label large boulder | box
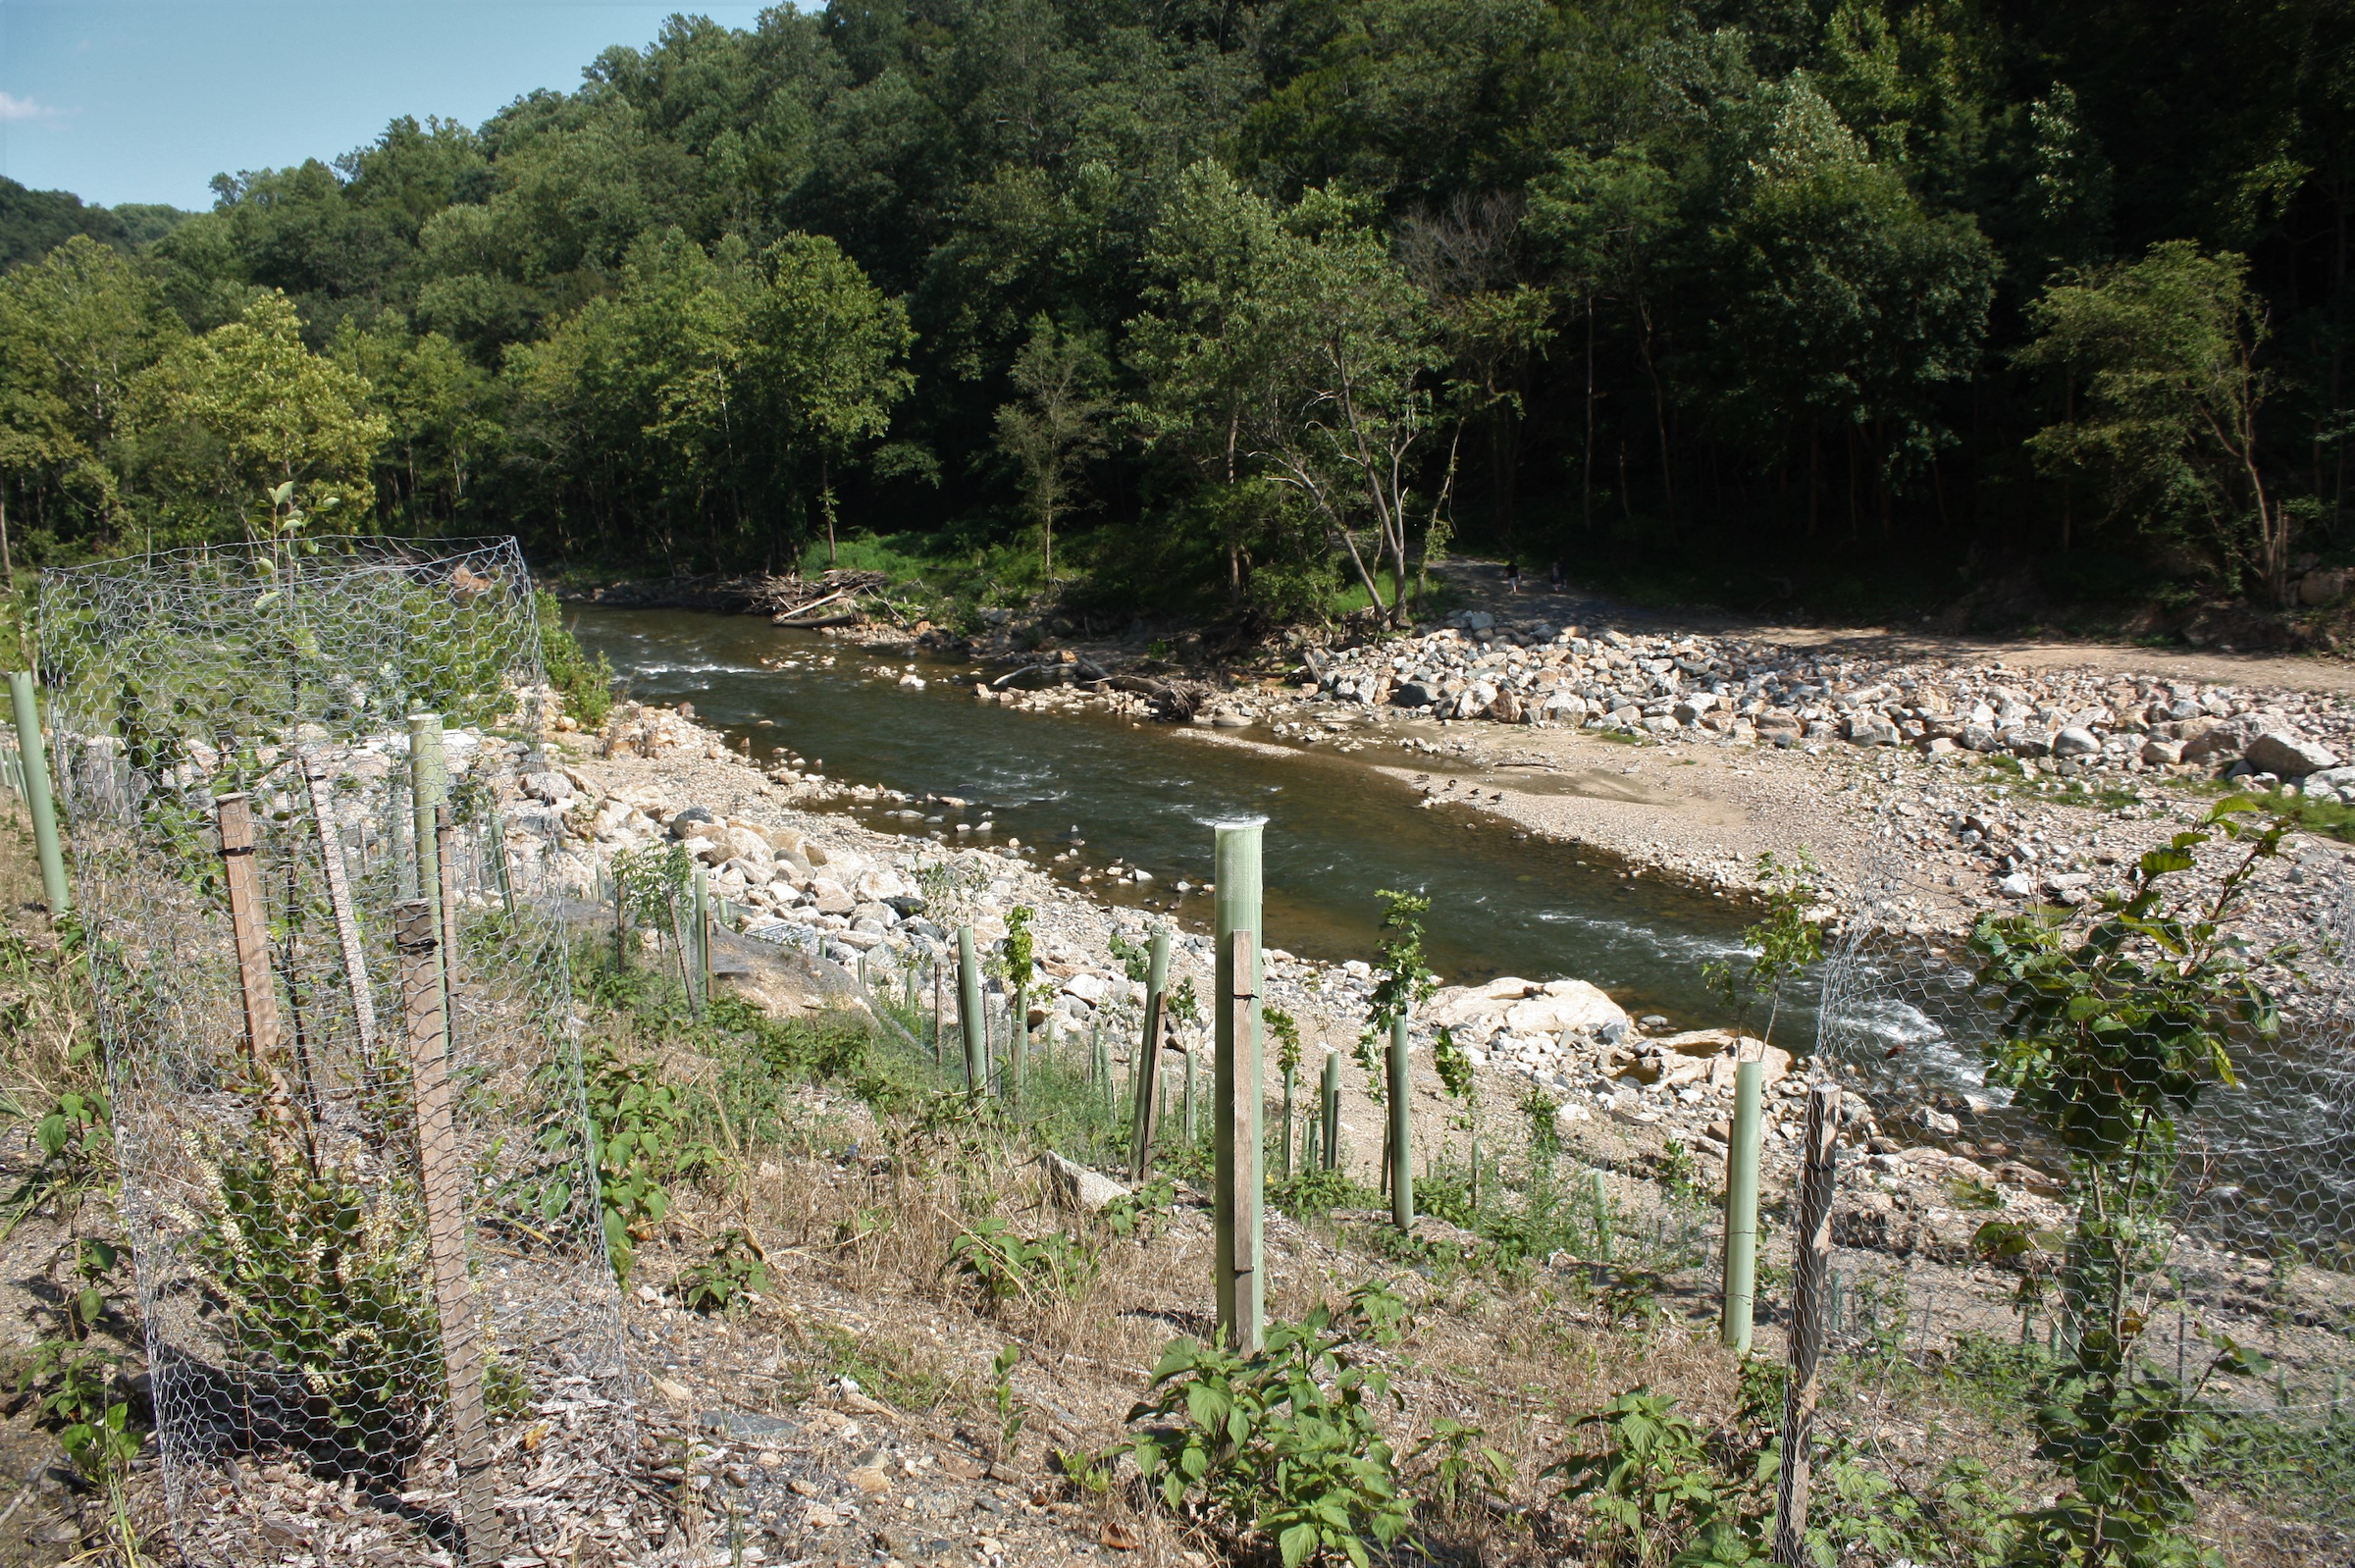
[2181,719,2245,762]
[1490,688,1526,724]
[2052,726,2101,758]
[1393,681,1436,708]
[2246,730,2340,778]
[1428,976,1630,1039]
[722,825,772,863]
[1041,1150,1128,1215]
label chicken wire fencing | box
[36,539,645,1567]
[1805,819,2355,1560]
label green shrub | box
[536,589,614,729]
[1545,1388,1765,1567]
[675,1228,770,1315]
[1118,1284,1413,1568]
[188,1142,439,1463]
[949,1216,1096,1306]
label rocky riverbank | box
[530,699,2045,1223]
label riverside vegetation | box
[5,3,2355,638]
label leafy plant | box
[186,1141,439,1466]
[991,1343,1027,1457]
[1410,1415,1514,1517]
[1701,850,1822,1050]
[675,1228,770,1315]
[1546,1389,1762,1567]
[1355,890,1439,1102]
[511,1038,710,1281]
[1100,1173,1178,1239]
[536,588,615,728]
[1968,798,2289,1565]
[1118,1285,1413,1567]
[949,1217,1097,1305]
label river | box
[570,605,1758,1025]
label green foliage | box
[674,1227,770,1316]
[537,589,614,728]
[562,1040,713,1281]
[1967,798,2288,1566]
[1807,1450,2023,1568]
[949,1216,1097,1307]
[1264,1005,1302,1081]
[1546,1389,1766,1568]
[990,1343,1027,1457]
[2018,242,2289,600]
[17,1339,140,1483]
[1118,1286,1413,1568]
[189,1141,439,1453]
[1701,851,1824,1050]
[1269,1164,1379,1221]
[2,4,2351,621]
[1099,1173,1178,1240]
[1409,1416,1514,1518]
[1002,905,1035,995]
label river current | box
[570,605,1761,1026]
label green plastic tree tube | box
[1721,1057,1766,1352]
[1387,1015,1412,1230]
[1213,817,1265,1351]
[7,673,66,921]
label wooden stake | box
[1128,926,1170,1182]
[302,758,377,1059]
[215,794,281,1065]
[1773,1083,1843,1566]
[394,899,504,1563]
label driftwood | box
[772,611,861,630]
[1105,674,1212,721]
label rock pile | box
[1299,610,2355,789]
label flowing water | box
[570,606,1759,1024]
[570,607,2355,1253]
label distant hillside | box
[0,177,189,270]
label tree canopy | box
[2,1,2351,620]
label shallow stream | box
[571,606,1758,1025]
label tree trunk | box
[1582,293,1596,534]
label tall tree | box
[995,315,1110,583]
[2018,242,2289,602]
[128,291,386,547]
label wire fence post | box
[1774,1083,1842,1565]
[1128,925,1170,1183]
[957,924,986,1097]
[9,669,67,920]
[393,898,503,1563]
[1322,1051,1340,1172]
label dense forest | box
[2,1,2351,629]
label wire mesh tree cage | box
[38,538,641,1566]
[1807,817,2355,1558]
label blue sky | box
[1,1,771,210]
